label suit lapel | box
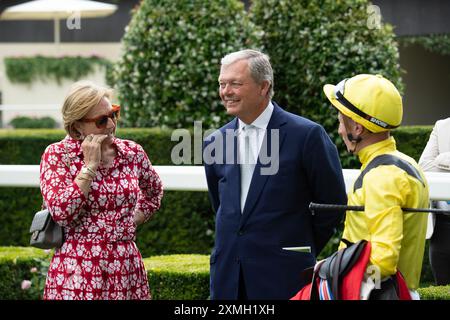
[239,103,287,227]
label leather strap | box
[331,249,345,299]
[353,154,425,192]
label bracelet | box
[86,166,96,176]
[76,174,93,182]
[81,165,96,179]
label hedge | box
[0,125,433,169]
[113,0,262,128]
[417,285,450,300]
[1,247,448,300]
[0,247,209,300]
[4,55,111,85]
[0,126,435,281]
[145,254,209,300]
[0,128,177,165]
[250,0,403,165]
[9,116,58,129]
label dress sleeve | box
[134,145,163,223]
[40,143,87,226]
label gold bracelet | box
[81,165,96,179]
[85,166,96,176]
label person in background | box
[419,117,450,286]
[40,80,163,300]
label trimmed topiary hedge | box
[113,0,262,129]
[392,126,434,162]
[417,285,450,300]
[0,247,209,300]
[250,0,404,166]
[145,254,209,300]
[0,126,433,170]
[9,116,58,129]
[0,247,447,300]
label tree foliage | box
[113,0,262,129]
[250,0,403,166]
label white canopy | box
[0,0,118,43]
[0,0,117,20]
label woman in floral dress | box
[40,80,163,300]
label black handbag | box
[29,208,63,249]
[29,141,69,249]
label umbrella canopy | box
[0,0,118,43]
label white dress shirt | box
[238,102,274,213]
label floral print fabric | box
[40,136,163,300]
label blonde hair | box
[62,80,113,138]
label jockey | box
[323,74,429,299]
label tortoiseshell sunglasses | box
[80,104,121,129]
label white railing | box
[0,165,449,200]
[0,104,60,112]
[0,104,62,128]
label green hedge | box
[0,247,209,300]
[417,285,450,300]
[0,125,433,169]
[9,116,58,129]
[250,0,403,163]
[0,128,177,165]
[113,0,261,128]
[0,188,214,258]
[0,247,447,300]
[145,254,209,300]
[0,126,435,281]
[4,55,111,85]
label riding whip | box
[309,202,450,215]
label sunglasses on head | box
[80,104,121,129]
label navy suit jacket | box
[203,102,347,299]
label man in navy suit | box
[203,49,347,300]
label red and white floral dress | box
[40,136,163,300]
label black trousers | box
[429,214,450,286]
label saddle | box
[310,239,367,300]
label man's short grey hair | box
[221,49,274,99]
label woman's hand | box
[80,134,108,170]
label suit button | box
[236,258,240,263]
[238,230,244,236]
